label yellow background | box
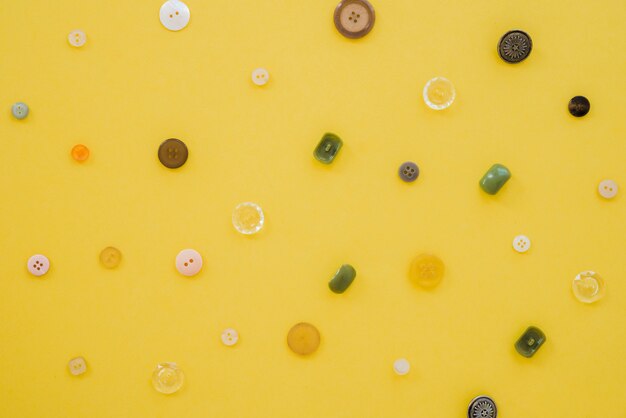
[1,0,625,416]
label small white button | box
[68,357,87,376]
[512,235,531,253]
[27,254,50,276]
[68,30,86,47]
[160,0,190,31]
[393,358,410,375]
[221,328,239,346]
[598,179,618,199]
[175,249,202,277]
[251,68,269,86]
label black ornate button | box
[158,138,188,169]
[568,96,590,117]
[468,396,497,418]
[498,30,532,63]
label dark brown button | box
[334,0,375,39]
[498,30,532,63]
[568,96,590,117]
[158,138,188,169]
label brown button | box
[287,322,321,355]
[334,0,375,39]
[158,138,188,169]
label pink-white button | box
[175,249,202,276]
[27,254,50,277]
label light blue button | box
[11,102,29,120]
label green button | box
[479,163,511,195]
[314,133,343,164]
[328,264,356,294]
[515,326,546,358]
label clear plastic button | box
[68,357,87,376]
[423,77,455,110]
[152,363,184,394]
[232,202,264,235]
[572,271,605,303]
[68,30,86,47]
[393,358,410,375]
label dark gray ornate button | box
[468,396,497,418]
[398,162,419,182]
[498,30,532,63]
[158,138,188,169]
[334,0,375,39]
[568,96,590,117]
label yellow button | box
[409,253,444,289]
[287,322,320,355]
[99,247,122,269]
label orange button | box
[71,144,90,162]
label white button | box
[512,235,531,253]
[393,358,410,375]
[175,249,202,277]
[221,328,239,346]
[68,30,86,47]
[27,254,50,276]
[598,179,618,199]
[160,0,190,31]
[68,357,87,376]
[251,68,269,86]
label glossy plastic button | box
[479,164,511,195]
[159,0,190,31]
[175,249,202,277]
[221,328,239,346]
[314,133,343,164]
[232,202,265,235]
[27,254,50,277]
[287,323,320,355]
[100,247,122,269]
[468,396,497,418]
[409,254,444,289]
[11,102,29,120]
[393,358,410,376]
[71,144,90,162]
[598,179,618,199]
[512,235,531,253]
[328,264,356,294]
[568,96,590,117]
[158,138,188,169]
[572,271,605,303]
[152,363,184,394]
[423,77,455,110]
[334,0,375,39]
[68,30,86,47]
[498,30,532,63]
[398,162,419,182]
[515,326,546,358]
[251,68,269,86]
[68,357,87,376]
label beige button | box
[221,328,239,346]
[287,322,320,355]
[68,357,87,376]
[512,235,531,253]
[68,30,86,47]
[100,247,122,269]
[598,179,618,199]
[334,0,375,39]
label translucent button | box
[221,328,239,346]
[152,363,184,394]
[11,102,29,120]
[467,396,497,418]
[71,144,90,162]
[328,264,356,294]
[314,133,343,164]
[479,164,511,195]
[68,357,87,376]
[175,249,203,277]
[68,30,86,47]
[423,77,455,110]
[251,68,269,86]
[27,254,50,277]
[598,179,618,199]
[572,271,605,303]
[100,246,122,269]
[393,358,410,376]
[409,254,444,289]
[232,202,264,235]
[159,0,190,31]
[512,235,531,253]
[287,322,320,355]
[515,326,546,358]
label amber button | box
[71,144,90,162]
[99,246,122,269]
[334,0,375,39]
[158,138,188,169]
[409,253,444,289]
[287,322,320,355]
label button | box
[598,179,618,199]
[467,396,497,418]
[398,162,419,182]
[158,138,188,169]
[479,164,511,195]
[68,357,87,376]
[393,358,410,376]
[498,30,532,63]
[251,68,269,86]
[11,102,29,120]
[512,235,531,253]
[175,249,202,277]
[423,77,455,110]
[334,0,375,39]
[71,144,90,162]
[232,202,265,235]
[159,0,190,31]
[572,271,605,303]
[68,30,86,47]
[287,322,321,355]
[328,264,356,294]
[152,362,184,394]
[515,326,546,358]
[409,254,444,289]
[27,254,50,277]
[568,96,590,117]
[314,133,343,164]
[100,246,122,269]
[221,328,239,346]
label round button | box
[423,77,455,110]
[68,357,87,376]
[393,358,410,376]
[568,96,590,117]
[572,271,605,303]
[68,30,86,47]
[158,138,188,169]
[333,0,375,39]
[11,102,29,120]
[409,254,444,289]
[100,247,122,269]
[251,68,269,86]
[175,249,202,277]
[160,0,190,31]
[512,235,531,253]
[71,144,90,162]
[232,202,265,235]
[398,162,419,182]
[468,396,497,418]
[152,362,184,394]
[221,328,239,346]
[27,254,50,277]
[598,179,618,199]
[287,322,321,355]
[498,30,532,63]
